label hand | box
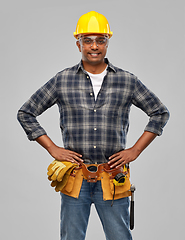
[108,147,140,169]
[47,145,83,165]
[36,135,83,165]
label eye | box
[83,38,92,44]
[96,38,106,44]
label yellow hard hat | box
[74,11,113,39]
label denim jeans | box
[60,180,133,240]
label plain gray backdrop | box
[1,0,184,239]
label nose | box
[91,40,98,49]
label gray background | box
[1,0,184,239]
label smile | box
[89,53,100,57]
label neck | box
[82,60,107,74]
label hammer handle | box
[130,200,134,230]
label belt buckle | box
[87,165,98,172]
[83,164,99,182]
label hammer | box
[130,184,136,230]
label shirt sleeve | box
[131,78,170,136]
[17,76,58,140]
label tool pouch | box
[100,167,131,201]
[60,168,84,198]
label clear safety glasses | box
[79,36,109,47]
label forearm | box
[132,131,157,156]
[108,131,157,168]
[36,135,83,164]
[36,134,56,152]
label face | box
[76,34,109,66]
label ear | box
[76,41,82,52]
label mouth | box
[88,52,101,57]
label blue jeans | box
[60,180,133,240]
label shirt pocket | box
[63,88,95,110]
[106,91,125,107]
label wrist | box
[131,145,142,157]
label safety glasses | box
[79,35,109,47]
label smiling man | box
[17,11,169,240]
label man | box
[17,11,169,240]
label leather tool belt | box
[80,162,128,182]
[47,160,131,201]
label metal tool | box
[130,184,136,230]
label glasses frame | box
[79,35,109,47]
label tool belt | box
[48,160,131,201]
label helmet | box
[73,11,113,39]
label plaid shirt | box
[17,59,169,164]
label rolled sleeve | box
[17,110,47,140]
[144,104,170,135]
[17,76,58,140]
[132,78,170,136]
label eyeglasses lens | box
[81,37,108,46]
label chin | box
[88,57,104,64]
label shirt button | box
[94,128,97,131]
[94,109,97,112]
[94,146,97,149]
[90,93,93,96]
[87,76,89,79]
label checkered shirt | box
[17,59,169,164]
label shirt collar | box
[75,58,117,74]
